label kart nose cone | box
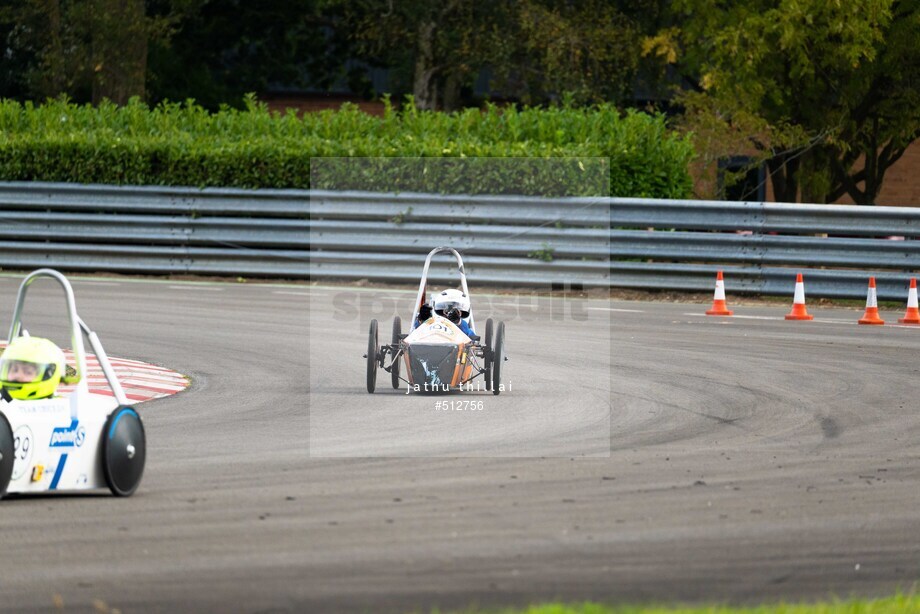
[408,344,458,389]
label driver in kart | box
[0,336,65,400]
[417,288,476,337]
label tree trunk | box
[766,154,799,203]
[413,20,438,110]
[859,117,880,205]
[798,148,833,204]
[441,70,461,112]
[43,0,67,97]
[829,122,918,206]
[91,0,147,104]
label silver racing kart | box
[365,247,507,394]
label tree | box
[0,2,44,99]
[79,0,150,104]
[488,0,646,106]
[147,0,355,110]
[0,0,84,100]
[0,0,199,104]
[824,1,920,204]
[338,0,505,111]
[339,0,663,110]
[650,0,920,204]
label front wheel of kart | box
[366,319,378,394]
[483,318,494,391]
[491,321,505,396]
[0,413,14,497]
[391,316,401,389]
[103,408,146,497]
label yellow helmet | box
[0,336,65,400]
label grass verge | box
[444,593,920,614]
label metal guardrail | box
[0,182,918,299]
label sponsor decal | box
[49,454,67,490]
[419,359,443,387]
[16,401,67,414]
[49,419,86,448]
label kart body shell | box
[2,394,116,494]
[0,269,145,498]
[402,316,474,389]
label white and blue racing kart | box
[365,247,507,394]
[0,269,146,498]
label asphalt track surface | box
[1,275,919,613]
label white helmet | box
[432,289,470,319]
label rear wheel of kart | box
[390,316,402,389]
[366,319,378,394]
[491,321,505,396]
[103,408,146,497]
[483,318,494,391]
[0,414,14,497]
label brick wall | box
[834,140,920,206]
[763,140,920,206]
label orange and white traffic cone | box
[706,270,733,316]
[858,277,885,325]
[785,273,814,321]
[898,278,920,324]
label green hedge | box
[0,96,694,198]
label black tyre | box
[483,318,494,391]
[0,413,13,497]
[102,407,146,497]
[367,319,378,394]
[491,321,505,396]
[391,316,402,389]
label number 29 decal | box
[11,426,34,480]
